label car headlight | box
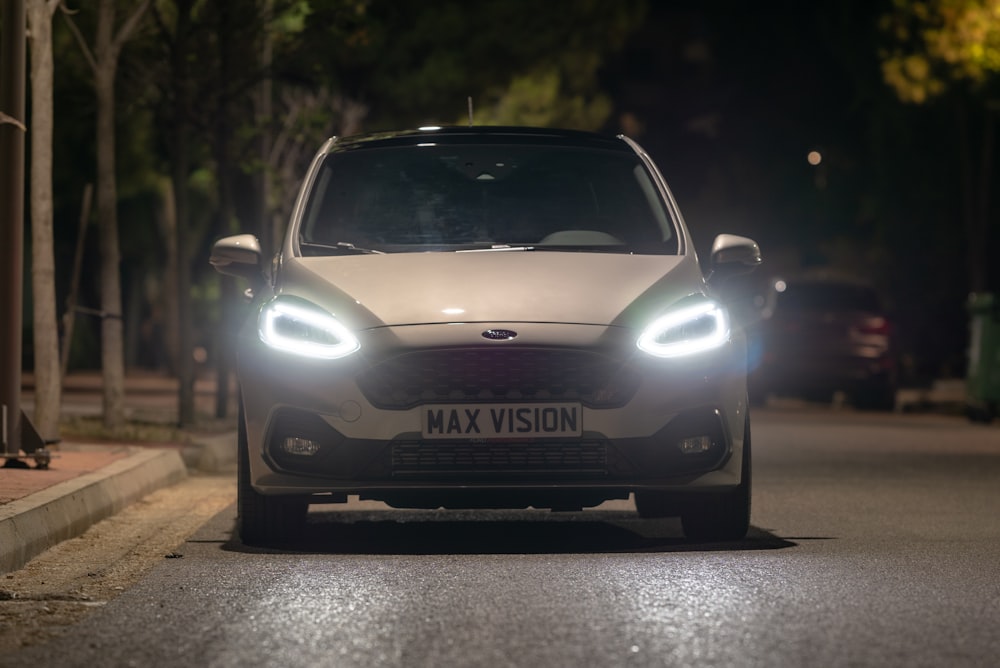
[637,299,730,358]
[258,297,360,359]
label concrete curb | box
[0,448,188,575]
[182,431,237,474]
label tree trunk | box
[59,0,148,429]
[256,2,273,255]
[212,1,233,420]
[173,127,195,426]
[0,0,27,456]
[26,0,61,441]
[60,183,92,378]
[156,177,180,374]
[171,1,196,427]
[94,1,126,429]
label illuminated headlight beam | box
[637,300,730,358]
[259,298,360,359]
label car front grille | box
[357,348,641,409]
[391,441,608,475]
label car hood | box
[278,251,705,330]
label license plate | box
[422,403,583,439]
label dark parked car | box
[750,277,897,410]
[211,126,762,546]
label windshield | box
[298,144,677,254]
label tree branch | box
[0,111,27,132]
[111,0,151,55]
[58,2,97,73]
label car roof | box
[326,126,634,153]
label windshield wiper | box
[300,241,385,255]
[457,244,635,254]
[456,244,536,253]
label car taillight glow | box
[856,316,891,336]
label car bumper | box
[238,322,750,507]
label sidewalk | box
[0,445,188,573]
[895,378,967,414]
[1,372,237,574]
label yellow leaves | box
[913,1,932,21]
[881,0,1000,102]
[923,0,1000,78]
[882,54,943,103]
[274,0,312,35]
[905,53,932,81]
[470,69,611,131]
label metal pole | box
[1,0,27,457]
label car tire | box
[679,414,752,541]
[237,402,308,547]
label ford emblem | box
[482,329,517,341]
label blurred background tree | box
[26,0,62,441]
[880,0,1000,295]
[61,0,151,429]
[16,0,997,427]
[38,0,646,425]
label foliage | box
[19,0,995,387]
[471,68,613,130]
[35,0,646,392]
[881,0,1000,102]
[877,0,1000,353]
[291,0,645,130]
[59,415,191,445]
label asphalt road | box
[4,406,1000,667]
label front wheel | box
[237,403,308,546]
[680,415,752,541]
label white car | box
[210,126,761,545]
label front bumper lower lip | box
[258,405,733,490]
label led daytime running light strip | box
[637,301,730,358]
[259,300,359,359]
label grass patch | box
[58,416,191,445]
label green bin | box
[966,293,1000,421]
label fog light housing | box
[281,437,322,456]
[678,436,713,455]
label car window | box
[298,144,677,254]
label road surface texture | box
[1,406,998,667]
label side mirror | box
[708,234,762,282]
[210,234,263,281]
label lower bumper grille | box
[391,441,608,475]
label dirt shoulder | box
[0,474,235,652]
